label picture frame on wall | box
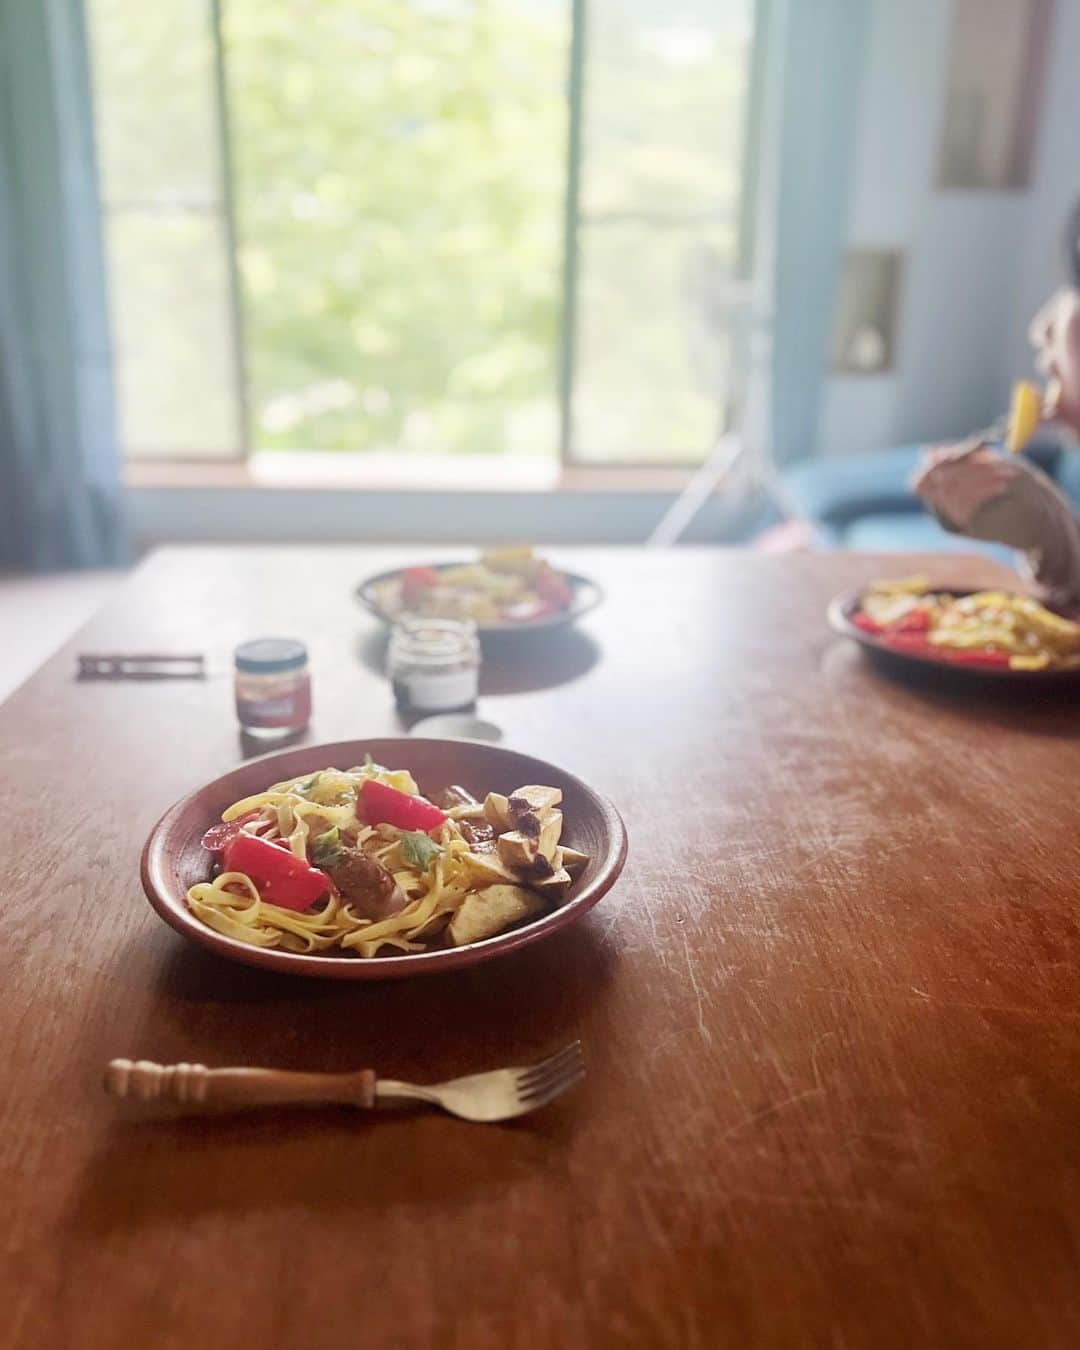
[938,0,1054,191]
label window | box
[88,0,759,469]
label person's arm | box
[914,446,1080,608]
[913,266,1080,604]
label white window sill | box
[125,451,700,496]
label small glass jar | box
[234,638,312,738]
[388,617,480,716]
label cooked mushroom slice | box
[508,785,562,819]
[460,819,497,853]
[483,792,512,832]
[531,853,556,879]
[557,845,589,874]
[532,867,573,899]
[536,811,562,861]
[514,809,542,839]
[496,830,539,871]
[461,850,524,887]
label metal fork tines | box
[377,1041,586,1122]
[77,652,206,681]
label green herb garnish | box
[296,772,322,795]
[311,826,345,869]
[402,831,442,871]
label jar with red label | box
[234,638,311,738]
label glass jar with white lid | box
[388,617,480,716]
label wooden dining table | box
[5,545,1080,1349]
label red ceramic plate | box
[355,562,603,633]
[141,738,628,980]
[828,588,1080,683]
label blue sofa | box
[779,439,1075,563]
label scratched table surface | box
[5,546,1080,1350]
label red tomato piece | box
[221,833,330,911]
[893,607,932,633]
[880,632,935,655]
[358,778,447,831]
[534,563,573,611]
[402,566,441,605]
[941,648,1011,667]
[880,630,1012,667]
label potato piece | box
[558,845,589,875]
[1007,379,1042,454]
[448,885,544,946]
[497,830,538,870]
[461,850,522,887]
[483,792,512,832]
[508,785,562,822]
[531,868,572,899]
[480,546,536,575]
[537,811,563,862]
[515,784,562,809]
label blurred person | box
[914,199,1080,607]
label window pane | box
[225,0,568,458]
[574,223,735,461]
[569,0,755,464]
[90,0,758,467]
[105,215,241,455]
[88,0,243,458]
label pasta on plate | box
[853,576,1080,671]
[372,547,574,625]
[188,758,587,958]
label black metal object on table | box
[77,653,206,681]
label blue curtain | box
[768,0,870,466]
[0,0,127,569]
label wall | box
[820,0,1079,459]
[128,482,746,548]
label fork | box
[103,1042,585,1122]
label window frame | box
[102,0,765,473]
[210,0,251,463]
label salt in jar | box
[388,617,480,716]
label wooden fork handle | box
[104,1059,376,1110]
